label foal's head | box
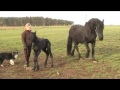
[31,31,37,43]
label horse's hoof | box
[1,64,4,67]
[32,68,35,71]
[37,66,39,70]
[51,65,54,67]
[82,57,84,59]
[79,56,84,60]
[44,65,47,68]
[44,66,46,68]
[71,54,74,57]
[25,67,33,71]
[93,60,98,63]
[85,54,90,58]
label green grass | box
[0,25,120,79]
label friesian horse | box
[67,18,104,62]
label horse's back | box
[69,25,83,32]
[39,38,51,49]
[70,25,85,37]
[44,39,51,46]
[69,24,92,43]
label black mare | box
[31,31,53,71]
[67,18,104,61]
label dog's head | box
[9,51,18,65]
[12,51,18,59]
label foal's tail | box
[67,35,72,56]
[47,39,53,67]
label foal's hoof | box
[37,66,39,70]
[85,56,89,58]
[85,54,90,58]
[51,64,54,67]
[32,69,35,71]
[32,67,36,71]
[71,54,74,57]
[44,65,47,68]
[32,67,39,71]
[25,67,33,71]
[79,57,84,60]
[32,68,37,71]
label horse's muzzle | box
[98,33,103,41]
[99,37,103,41]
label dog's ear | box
[14,50,19,54]
[12,52,15,55]
[12,52,18,55]
[16,50,19,54]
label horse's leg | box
[43,49,49,68]
[32,54,37,71]
[74,42,82,59]
[84,42,90,58]
[45,41,53,67]
[0,59,4,67]
[91,42,96,61]
[49,48,53,67]
[33,50,40,71]
[71,45,75,56]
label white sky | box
[0,11,120,25]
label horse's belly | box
[87,38,96,43]
[33,45,38,50]
[74,38,85,44]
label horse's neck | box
[34,37,39,44]
[84,23,96,37]
[88,21,97,33]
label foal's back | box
[36,38,50,50]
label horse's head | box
[95,19,104,41]
[87,18,104,41]
[31,31,37,43]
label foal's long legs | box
[43,49,49,68]
[47,42,53,67]
[43,48,53,68]
[84,42,90,58]
[33,50,41,71]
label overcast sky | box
[0,11,120,25]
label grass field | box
[0,25,120,79]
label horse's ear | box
[102,19,104,23]
[35,31,36,34]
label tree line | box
[0,17,74,26]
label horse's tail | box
[46,39,53,58]
[67,35,72,56]
[46,39,53,67]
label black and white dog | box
[0,51,18,67]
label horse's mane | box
[84,18,102,32]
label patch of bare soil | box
[0,56,118,79]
